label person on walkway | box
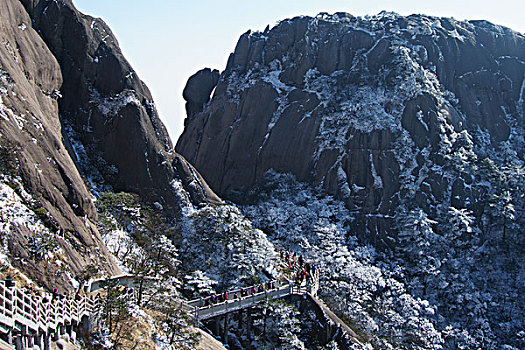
[298,255,304,266]
[296,272,303,285]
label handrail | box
[0,281,94,336]
[185,272,320,321]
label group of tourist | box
[198,248,320,308]
[277,247,318,286]
[3,275,55,303]
[2,275,73,305]
[201,280,282,307]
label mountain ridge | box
[176,11,524,241]
[19,0,222,210]
[1,0,119,290]
[1,4,524,348]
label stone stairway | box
[0,281,93,350]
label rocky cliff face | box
[177,13,524,347]
[0,0,118,289]
[19,0,221,210]
[177,12,524,241]
[0,0,220,291]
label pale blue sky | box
[73,0,524,141]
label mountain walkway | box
[0,275,320,349]
[0,280,94,350]
[0,250,363,349]
[186,274,319,321]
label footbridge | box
[0,281,94,350]
[184,270,363,349]
[187,276,319,321]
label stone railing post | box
[34,331,43,350]
[43,332,51,350]
[14,333,24,350]
[0,279,104,350]
[0,281,9,324]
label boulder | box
[183,68,220,119]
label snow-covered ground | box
[0,178,61,266]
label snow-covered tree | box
[183,270,217,299]
[446,207,479,247]
[489,190,515,242]
[395,208,440,274]
[181,204,279,289]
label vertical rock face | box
[0,0,118,289]
[0,0,220,290]
[19,0,220,210]
[176,12,524,240]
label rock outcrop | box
[0,0,118,289]
[19,0,221,210]
[183,68,220,119]
[176,12,524,241]
[0,0,220,291]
